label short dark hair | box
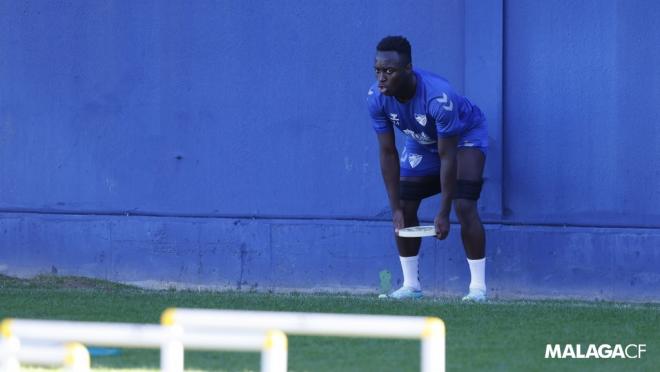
[376,36,412,65]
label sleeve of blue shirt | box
[429,92,465,138]
[367,89,392,134]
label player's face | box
[374,51,411,96]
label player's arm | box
[437,136,458,218]
[429,93,463,239]
[377,131,405,232]
[368,91,404,231]
[377,131,400,213]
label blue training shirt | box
[367,69,485,152]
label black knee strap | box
[453,179,483,200]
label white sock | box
[400,255,421,291]
[467,257,486,292]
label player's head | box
[374,36,413,96]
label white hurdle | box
[164,309,445,372]
[0,318,287,372]
[1,310,443,371]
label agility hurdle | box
[164,309,445,372]
[0,318,287,372]
[0,336,90,372]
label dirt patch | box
[0,274,139,291]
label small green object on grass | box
[379,269,392,294]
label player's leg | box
[454,147,487,301]
[395,197,422,257]
[455,148,486,259]
[393,197,422,295]
[385,140,440,299]
[454,119,489,302]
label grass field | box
[0,274,658,372]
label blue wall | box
[505,0,660,227]
[0,0,468,218]
[1,0,659,301]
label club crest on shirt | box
[415,114,427,127]
[389,113,400,126]
[408,154,423,168]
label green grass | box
[1,274,658,371]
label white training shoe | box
[380,286,423,300]
[462,288,487,302]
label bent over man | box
[367,36,488,301]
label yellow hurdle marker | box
[1,319,12,338]
[1,317,287,372]
[166,309,445,372]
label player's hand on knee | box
[434,214,450,240]
[392,209,405,233]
